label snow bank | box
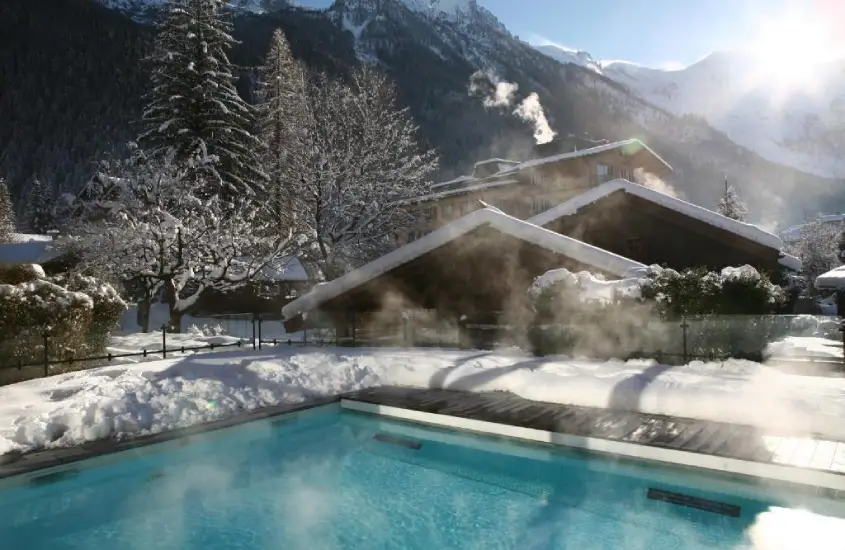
[2,348,845,456]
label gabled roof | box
[505,139,673,173]
[282,207,644,320]
[527,179,802,271]
[816,266,845,291]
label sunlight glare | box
[747,12,836,90]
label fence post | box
[251,314,257,350]
[161,324,167,359]
[351,310,357,346]
[303,314,308,346]
[680,318,689,364]
[257,313,263,350]
[840,319,845,366]
[42,331,49,377]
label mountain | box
[537,44,845,181]
[1,0,842,228]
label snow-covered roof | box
[408,179,520,203]
[505,139,673,173]
[259,256,310,282]
[815,266,845,291]
[528,178,791,253]
[474,158,519,167]
[282,207,644,320]
[431,175,475,190]
[0,240,61,266]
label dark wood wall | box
[294,226,615,332]
[544,191,783,276]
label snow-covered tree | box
[69,150,295,332]
[25,177,55,234]
[788,220,840,295]
[838,226,845,264]
[0,179,15,243]
[257,28,307,233]
[290,68,438,279]
[138,0,267,200]
[717,181,748,221]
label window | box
[533,169,547,185]
[442,204,452,219]
[625,237,644,257]
[425,206,438,221]
[461,201,473,215]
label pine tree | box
[26,177,55,234]
[837,225,845,264]
[717,178,748,221]
[257,28,307,233]
[138,0,267,201]
[0,179,16,243]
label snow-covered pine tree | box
[257,28,307,233]
[291,67,438,279]
[788,220,839,295]
[0,178,15,243]
[138,0,267,201]
[717,178,748,221]
[26,177,55,234]
[69,149,295,332]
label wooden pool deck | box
[341,386,845,494]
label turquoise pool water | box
[0,405,842,549]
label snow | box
[529,267,644,302]
[766,337,843,360]
[528,179,797,266]
[3,347,845,456]
[282,207,645,320]
[506,138,673,173]
[816,266,845,291]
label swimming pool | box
[1,404,843,549]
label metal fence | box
[2,313,843,385]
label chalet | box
[815,266,845,315]
[402,137,673,243]
[282,207,643,342]
[527,179,802,278]
[189,256,313,317]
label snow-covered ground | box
[766,336,843,360]
[2,347,845,456]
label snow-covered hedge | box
[527,268,669,358]
[640,265,784,317]
[527,265,788,360]
[0,267,125,371]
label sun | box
[747,12,838,90]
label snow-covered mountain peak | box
[534,44,603,74]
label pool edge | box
[0,397,340,481]
[340,398,845,493]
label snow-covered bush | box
[0,268,125,370]
[0,278,93,367]
[640,265,784,317]
[640,265,786,360]
[527,268,670,358]
[55,274,127,354]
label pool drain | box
[647,488,740,518]
[373,433,422,450]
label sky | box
[296,0,845,70]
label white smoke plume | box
[468,70,557,145]
[513,92,556,145]
[634,167,680,198]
